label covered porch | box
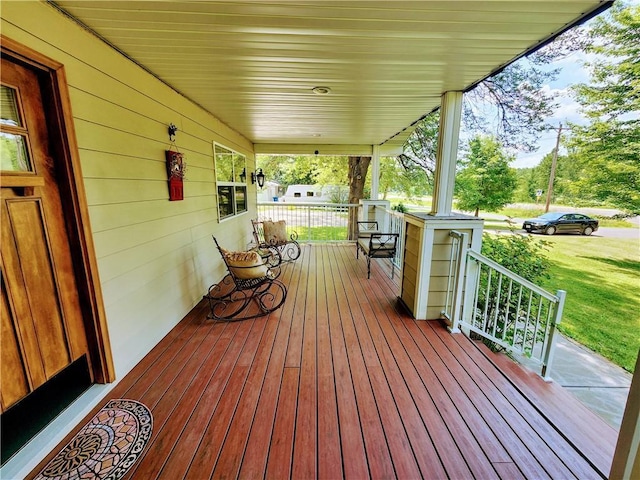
[28,244,616,479]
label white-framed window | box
[214,143,247,220]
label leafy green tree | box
[568,3,640,212]
[398,30,584,176]
[379,156,430,200]
[455,136,517,216]
[513,167,538,203]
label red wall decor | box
[165,150,185,201]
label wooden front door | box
[1,57,93,412]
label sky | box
[512,52,592,169]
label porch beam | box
[430,91,463,217]
[254,144,373,156]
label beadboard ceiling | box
[51,1,611,153]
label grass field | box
[538,235,640,372]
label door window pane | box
[0,132,31,172]
[1,86,21,127]
[1,86,32,172]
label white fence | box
[257,202,359,242]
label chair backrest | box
[252,219,290,246]
[213,236,280,284]
[251,219,265,245]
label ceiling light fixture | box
[312,86,331,95]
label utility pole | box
[544,123,562,213]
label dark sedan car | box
[522,212,599,236]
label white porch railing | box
[257,202,359,242]
[444,230,566,380]
[375,205,405,269]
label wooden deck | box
[30,244,618,479]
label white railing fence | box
[376,205,405,269]
[257,202,359,242]
[445,231,566,380]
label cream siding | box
[1,1,255,377]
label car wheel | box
[583,226,594,236]
[545,226,556,235]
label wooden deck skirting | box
[29,244,617,479]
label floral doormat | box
[34,399,152,480]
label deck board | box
[28,244,615,480]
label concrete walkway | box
[518,334,632,429]
[549,334,632,429]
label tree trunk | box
[474,207,479,217]
[348,156,371,240]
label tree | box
[379,156,431,200]
[568,3,640,212]
[398,29,584,176]
[347,156,371,239]
[455,136,517,216]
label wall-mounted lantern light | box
[251,168,265,188]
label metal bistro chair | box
[356,221,399,279]
[205,237,287,321]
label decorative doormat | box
[34,399,152,480]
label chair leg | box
[391,260,395,279]
[367,256,371,279]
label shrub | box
[481,232,551,284]
[392,202,409,213]
[476,232,552,353]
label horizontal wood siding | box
[1,1,257,377]
[401,222,420,312]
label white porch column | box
[430,91,463,216]
[370,144,380,200]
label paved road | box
[589,226,639,240]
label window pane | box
[218,186,234,218]
[215,145,233,182]
[0,132,31,171]
[235,186,247,213]
[0,86,21,127]
[233,153,246,183]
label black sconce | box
[168,123,178,142]
[251,168,265,188]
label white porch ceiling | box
[51,1,611,153]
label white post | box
[542,290,566,381]
[610,352,640,480]
[431,91,463,217]
[371,144,380,200]
[450,232,469,333]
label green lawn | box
[539,235,640,372]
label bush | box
[392,202,409,213]
[477,232,552,353]
[481,232,551,284]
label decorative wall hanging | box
[166,123,186,201]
